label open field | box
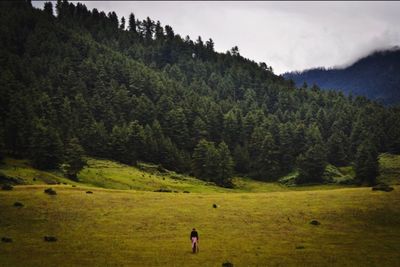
[1,154,399,266]
[1,185,399,266]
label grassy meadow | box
[0,154,400,266]
[1,185,399,266]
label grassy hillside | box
[0,185,399,266]
[1,157,285,193]
[378,153,400,185]
[0,157,226,193]
[1,153,399,194]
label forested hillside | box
[1,1,400,187]
[284,48,400,105]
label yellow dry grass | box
[1,185,399,266]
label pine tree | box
[127,121,145,164]
[192,117,208,145]
[120,16,125,30]
[233,144,250,173]
[165,25,174,40]
[108,11,119,29]
[296,143,327,184]
[63,137,86,181]
[257,133,281,180]
[192,139,221,182]
[327,130,348,166]
[128,13,137,33]
[109,124,131,164]
[143,124,158,163]
[355,139,379,186]
[164,108,189,149]
[217,142,234,187]
[154,21,164,40]
[206,38,214,51]
[143,17,154,41]
[43,2,53,16]
[192,139,213,180]
[223,108,242,149]
[249,127,281,180]
[30,123,64,170]
[278,123,295,172]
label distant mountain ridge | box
[283,48,400,105]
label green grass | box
[0,158,80,186]
[0,185,399,266]
[1,154,400,194]
[378,153,400,185]
[0,155,399,266]
[0,157,353,193]
[78,158,231,193]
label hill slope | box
[1,153,400,193]
[284,48,400,105]
[1,1,400,186]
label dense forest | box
[284,48,400,105]
[1,1,400,187]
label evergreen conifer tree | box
[30,123,63,170]
[217,141,234,187]
[296,143,327,184]
[355,139,379,185]
[63,137,86,181]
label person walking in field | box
[190,228,199,253]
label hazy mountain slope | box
[284,48,400,105]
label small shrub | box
[170,174,184,180]
[222,262,233,267]
[154,188,172,192]
[213,204,218,208]
[44,188,57,195]
[310,220,320,225]
[183,191,190,193]
[1,237,12,243]
[1,184,13,191]
[157,165,167,173]
[372,183,394,192]
[86,191,93,194]
[44,236,57,242]
[338,176,356,185]
[296,245,305,249]
[13,202,24,207]
[0,173,23,184]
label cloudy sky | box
[33,1,400,74]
